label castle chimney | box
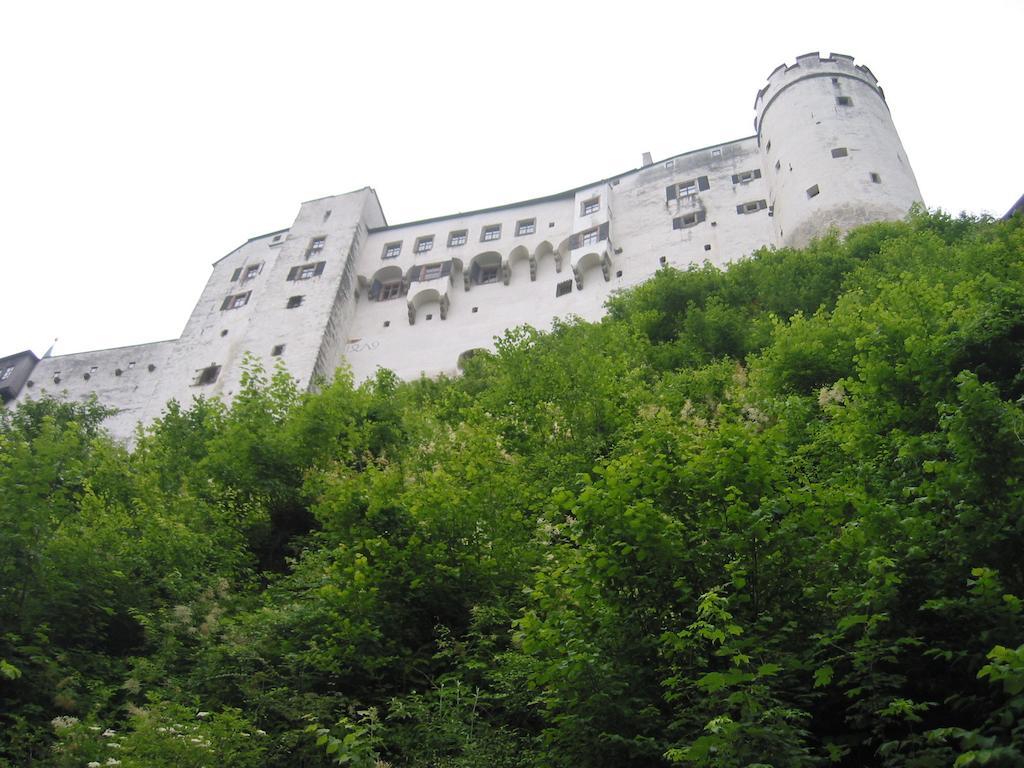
[641,152,653,167]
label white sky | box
[2,0,1021,357]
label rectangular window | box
[673,211,707,229]
[194,365,221,386]
[806,184,820,199]
[271,344,285,357]
[736,200,768,214]
[515,218,536,236]
[382,242,402,259]
[243,264,262,280]
[410,260,452,282]
[731,169,762,184]
[220,291,251,310]
[666,176,710,200]
[479,265,499,284]
[448,230,467,247]
[307,237,326,258]
[831,147,849,158]
[414,235,434,253]
[0,366,14,381]
[580,197,600,216]
[286,261,327,281]
[569,221,609,250]
[286,295,304,309]
[836,96,853,107]
[379,281,402,300]
[711,148,722,158]
[481,224,501,242]
[555,279,572,297]
[870,172,882,184]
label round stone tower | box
[755,52,923,249]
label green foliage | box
[3,212,1024,767]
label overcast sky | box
[2,0,1021,358]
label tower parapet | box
[754,52,922,248]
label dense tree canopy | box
[2,211,1023,767]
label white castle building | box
[1,53,922,440]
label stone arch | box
[464,251,504,291]
[572,250,612,290]
[507,244,531,284]
[533,240,556,281]
[366,265,405,301]
[554,237,573,274]
[457,348,489,370]
[407,286,450,325]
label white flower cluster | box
[50,716,79,731]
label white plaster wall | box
[756,53,923,248]
[343,138,781,382]
[18,341,175,439]
[151,188,384,411]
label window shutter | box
[672,217,682,230]
[569,233,582,250]
[287,266,299,281]
[231,268,242,282]
[697,210,707,223]
[470,261,480,282]
[314,261,326,276]
[220,296,233,310]
[736,204,745,214]
[598,222,609,241]
[369,280,381,299]
[753,169,762,179]
[666,185,677,201]
[731,174,739,184]
[698,176,710,191]
[441,260,452,277]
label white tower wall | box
[755,53,922,249]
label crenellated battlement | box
[754,52,884,132]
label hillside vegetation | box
[2,211,1023,767]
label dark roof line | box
[369,135,757,233]
[212,228,289,267]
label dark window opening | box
[286,295,304,308]
[555,279,572,297]
[831,147,849,158]
[271,344,285,356]
[516,218,536,236]
[195,365,221,386]
[806,184,820,198]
